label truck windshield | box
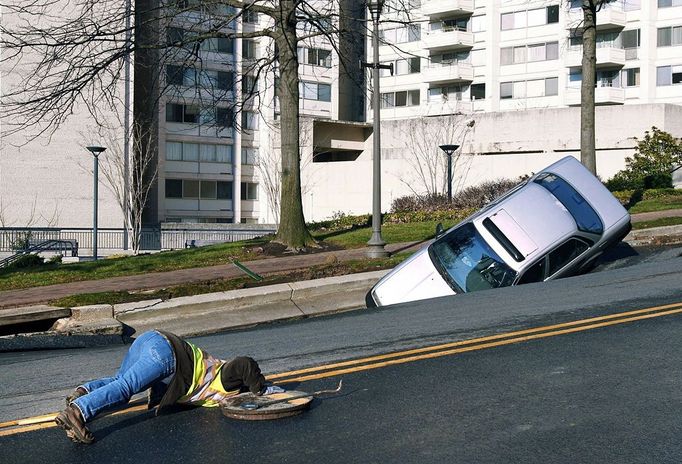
[429,223,517,293]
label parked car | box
[366,156,631,307]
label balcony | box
[423,62,474,85]
[566,6,626,31]
[565,85,625,106]
[423,29,474,52]
[422,0,474,19]
[565,46,626,68]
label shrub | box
[390,178,520,213]
[390,193,451,213]
[8,253,44,269]
[451,179,520,209]
[308,211,371,232]
[643,173,673,189]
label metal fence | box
[0,226,277,253]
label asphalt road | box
[1,245,681,462]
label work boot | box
[55,404,94,444]
[65,387,87,406]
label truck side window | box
[547,238,589,276]
[517,257,547,284]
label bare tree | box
[1,0,412,251]
[83,121,158,254]
[399,115,475,196]
[258,116,315,223]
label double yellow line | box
[3,300,682,437]
[268,301,682,384]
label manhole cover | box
[221,391,313,421]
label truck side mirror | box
[435,222,444,237]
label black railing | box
[0,226,277,253]
[0,239,79,268]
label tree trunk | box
[581,0,597,175]
[273,0,315,250]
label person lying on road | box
[55,329,283,444]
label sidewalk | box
[0,241,424,309]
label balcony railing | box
[423,62,474,84]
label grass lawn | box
[0,220,452,293]
[632,216,682,230]
[1,199,680,303]
[629,195,682,214]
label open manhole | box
[221,391,313,421]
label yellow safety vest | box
[176,342,240,407]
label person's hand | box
[262,385,286,395]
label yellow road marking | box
[2,301,682,437]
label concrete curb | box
[624,224,682,247]
[0,270,389,350]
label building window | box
[183,180,200,198]
[166,141,232,162]
[471,83,485,100]
[165,179,183,198]
[243,8,258,24]
[241,147,258,165]
[166,103,199,123]
[242,39,257,59]
[379,24,421,44]
[428,85,464,102]
[241,111,259,130]
[167,27,234,54]
[430,17,469,33]
[624,68,640,87]
[381,89,420,108]
[166,180,233,200]
[242,74,258,98]
[217,181,233,200]
[383,57,421,76]
[471,15,486,33]
[659,0,682,7]
[657,65,682,86]
[299,47,332,67]
[658,26,682,47]
[215,107,233,127]
[501,5,559,30]
[241,182,258,200]
[500,78,557,99]
[300,81,332,101]
[501,42,558,65]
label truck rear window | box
[533,173,604,235]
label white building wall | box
[301,103,682,221]
[0,4,125,229]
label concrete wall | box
[301,103,682,222]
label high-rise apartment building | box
[2,1,681,230]
[298,0,682,221]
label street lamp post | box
[365,0,390,258]
[86,146,107,261]
[439,144,460,203]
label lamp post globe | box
[86,146,106,261]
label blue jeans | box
[73,330,176,422]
